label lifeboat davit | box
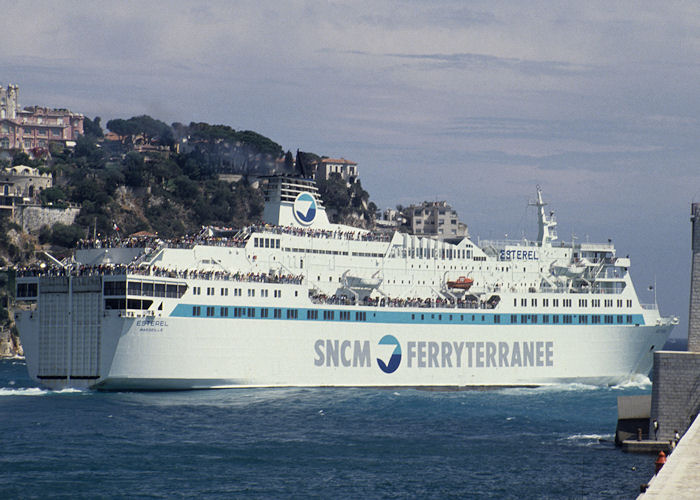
[447,276,473,290]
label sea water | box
[0,359,662,499]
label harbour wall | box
[17,205,80,233]
[649,351,700,441]
[647,202,700,441]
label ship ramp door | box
[38,276,102,383]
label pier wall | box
[648,202,700,441]
[17,205,80,233]
[688,202,700,352]
[649,351,700,442]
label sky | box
[2,1,699,339]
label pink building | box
[0,84,84,153]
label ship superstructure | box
[14,176,677,390]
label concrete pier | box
[638,414,700,498]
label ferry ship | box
[14,176,677,390]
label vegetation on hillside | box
[0,114,375,261]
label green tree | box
[73,135,105,168]
[49,224,85,248]
[11,151,34,167]
[40,186,67,205]
[83,116,104,138]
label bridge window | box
[104,298,126,309]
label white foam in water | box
[0,386,86,396]
[52,388,86,394]
[565,433,611,441]
[611,374,651,390]
[499,383,599,396]
[0,387,48,396]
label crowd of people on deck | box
[310,293,495,310]
[16,264,304,285]
[245,224,391,242]
[74,221,391,253]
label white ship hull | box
[16,307,672,390]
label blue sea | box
[0,359,665,499]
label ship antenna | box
[528,185,557,246]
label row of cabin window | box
[191,286,282,298]
[284,247,475,260]
[514,298,633,308]
[404,312,635,324]
[254,237,281,249]
[299,309,366,321]
[401,248,474,260]
[508,314,634,324]
[190,307,366,321]
[285,247,350,255]
[105,298,153,310]
[111,281,187,299]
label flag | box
[113,222,120,231]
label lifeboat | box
[447,276,473,290]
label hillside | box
[0,115,376,262]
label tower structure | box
[689,203,700,351]
[0,84,19,119]
[648,203,700,442]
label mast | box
[529,185,558,247]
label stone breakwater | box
[0,329,22,358]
